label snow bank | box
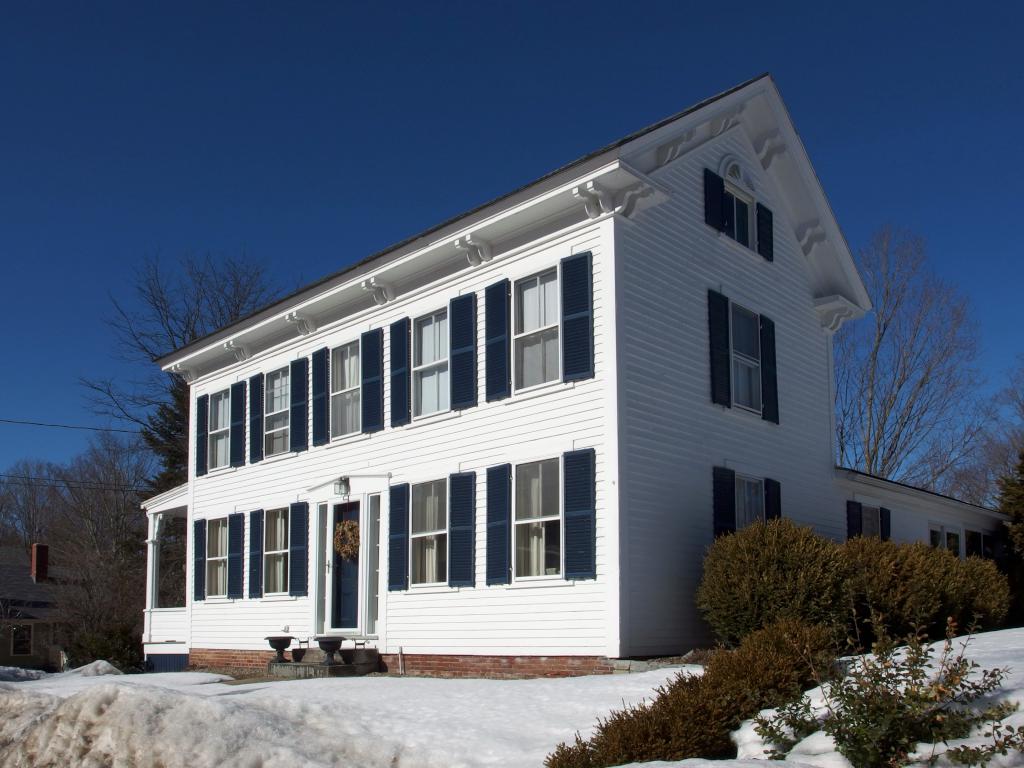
[0,666,47,683]
[65,660,122,677]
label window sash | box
[861,506,881,538]
[734,476,764,529]
[513,458,562,578]
[730,303,762,412]
[263,507,289,594]
[413,311,450,417]
[410,480,448,585]
[330,341,361,437]
[264,367,290,455]
[723,183,754,249]
[207,389,231,470]
[513,270,560,391]
[11,625,32,656]
[205,518,228,597]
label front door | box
[331,502,360,630]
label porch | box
[141,484,188,666]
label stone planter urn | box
[291,648,307,663]
[264,635,294,663]
[313,635,345,665]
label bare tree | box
[0,460,62,548]
[834,227,991,492]
[84,254,281,492]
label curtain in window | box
[415,313,449,415]
[735,479,764,529]
[517,272,558,334]
[331,343,361,436]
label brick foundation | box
[378,653,615,679]
[188,647,614,679]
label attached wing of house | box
[141,74,1004,674]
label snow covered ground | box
[1,629,1022,768]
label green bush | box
[696,519,848,645]
[545,620,837,768]
[951,556,1010,631]
[756,624,1024,768]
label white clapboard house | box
[141,74,1004,675]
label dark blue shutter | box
[289,358,309,452]
[486,464,511,585]
[249,374,264,463]
[846,500,863,540]
[485,280,511,401]
[563,449,597,580]
[760,314,779,424]
[193,520,206,601]
[361,328,384,433]
[448,472,476,587]
[712,466,736,537]
[288,502,309,596]
[390,319,411,427]
[229,382,246,467]
[311,348,329,446]
[880,507,891,541]
[756,203,774,262]
[388,484,410,591]
[704,169,726,231]
[708,290,731,407]
[450,294,478,410]
[195,395,209,477]
[227,513,244,599]
[248,509,264,598]
[561,251,594,382]
[764,478,781,520]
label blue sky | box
[1,2,1021,469]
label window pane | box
[515,327,559,389]
[264,552,288,594]
[966,530,982,557]
[735,198,749,247]
[206,558,227,596]
[516,271,557,334]
[412,480,447,534]
[209,432,230,469]
[265,369,290,414]
[929,528,942,548]
[411,533,447,584]
[331,342,359,393]
[731,306,759,360]
[946,531,961,556]
[265,509,289,552]
[265,410,289,434]
[516,459,559,520]
[265,428,288,456]
[331,390,361,436]
[732,358,761,410]
[12,625,31,655]
[723,190,736,239]
[515,520,561,576]
[734,478,763,528]
[861,507,881,538]
[415,312,447,367]
[210,390,230,431]
[414,365,449,416]
[207,519,227,558]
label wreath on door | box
[333,520,360,561]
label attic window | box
[703,166,774,262]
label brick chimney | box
[30,543,49,583]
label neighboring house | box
[0,544,63,670]
[141,74,1004,676]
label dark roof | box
[158,73,772,366]
[836,467,999,515]
[0,547,61,621]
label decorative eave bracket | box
[223,340,250,362]
[572,165,670,221]
[453,234,494,267]
[169,363,194,383]
[284,311,317,336]
[815,295,864,335]
[753,129,787,170]
[796,219,828,257]
[361,277,394,306]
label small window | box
[206,518,228,597]
[410,480,447,584]
[264,508,290,594]
[734,475,764,529]
[514,269,560,390]
[264,367,290,456]
[730,304,762,412]
[207,389,231,470]
[11,625,32,656]
[929,523,963,558]
[331,341,361,437]
[945,530,961,558]
[722,165,755,250]
[861,506,882,538]
[515,458,561,577]
[413,310,449,417]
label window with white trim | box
[929,523,963,558]
[410,479,447,585]
[11,624,32,656]
[264,507,289,595]
[514,269,560,390]
[965,529,995,559]
[735,475,764,529]
[515,458,561,577]
[330,341,361,437]
[861,505,882,538]
[264,367,290,456]
[413,310,449,417]
[207,389,230,470]
[205,518,228,597]
[730,303,762,412]
[723,172,754,249]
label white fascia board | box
[140,483,189,513]
[835,470,1004,521]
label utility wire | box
[0,418,139,434]
[0,474,148,493]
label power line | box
[0,474,148,493]
[0,418,139,434]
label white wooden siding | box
[614,128,841,656]
[186,219,620,656]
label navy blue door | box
[332,502,360,629]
